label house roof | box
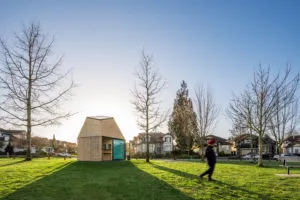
[284,135,300,142]
[233,133,275,144]
[78,117,125,140]
[206,135,232,145]
[0,128,25,135]
[283,135,300,148]
[130,132,168,144]
[87,116,113,120]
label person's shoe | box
[208,178,215,181]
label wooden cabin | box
[77,116,125,161]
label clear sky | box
[1,0,300,143]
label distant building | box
[232,134,276,156]
[0,128,33,154]
[130,132,174,155]
[206,135,233,155]
[282,135,300,155]
[193,135,233,155]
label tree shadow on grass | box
[185,159,285,168]
[3,161,193,200]
[0,159,26,167]
[150,163,270,199]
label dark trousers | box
[200,163,215,179]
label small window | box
[244,139,251,144]
[103,144,111,150]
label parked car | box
[275,154,300,162]
[273,154,280,161]
[57,153,72,158]
[242,153,259,160]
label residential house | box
[232,134,276,156]
[282,135,300,155]
[162,133,173,153]
[206,135,233,155]
[193,135,233,155]
[130,132,174,155]
[0,128,34,154]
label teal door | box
[113,139,125,160]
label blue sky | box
[1,0,300,142]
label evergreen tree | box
[168,81,198,155]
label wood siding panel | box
[77,136,102,161]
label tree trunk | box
[258,134,263,166]
[250,132,254,162]
[25,65,32,161]
[200,141,205,161]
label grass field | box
[0,158,299,200]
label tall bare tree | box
[227,90,255,159]
[194,85,219,159]
[268,82,300,155]
[228,66,299,166]
[131,51,166,163]
[0,23,75,161]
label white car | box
[276,154,299,162]
[57,153,72,158]
[242,154,259,160]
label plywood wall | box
[77,136,102,161]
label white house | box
[0,128,35,154]
[162,133,173,153]
[131,132,174,155]
[282,135,300,155]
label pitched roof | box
[206,134,232,145]
[0,128,25,135]
[133,132,165,143]
[283,135,300,148]
[78,117,125,140]
[233,133,275,144]
[87,116,113,120]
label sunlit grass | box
[0,158,299,200]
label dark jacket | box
[205,146,216,165]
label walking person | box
[199,139,216,181]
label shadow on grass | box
[150,163,269,199]
[3,161,193,200]
[184,158,286,167]
[0,159,26,167]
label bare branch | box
[0,23,76,161]
[131,51,167,162]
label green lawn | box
[0,158,299,200]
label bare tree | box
[194,85,219,159]
[228,66,299,166]
[268,84,300,155]
[0,23,75,161]
[227,90,255,159]
[249,67,299,166]
[131,51,166,163]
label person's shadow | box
[150,163,269,199]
